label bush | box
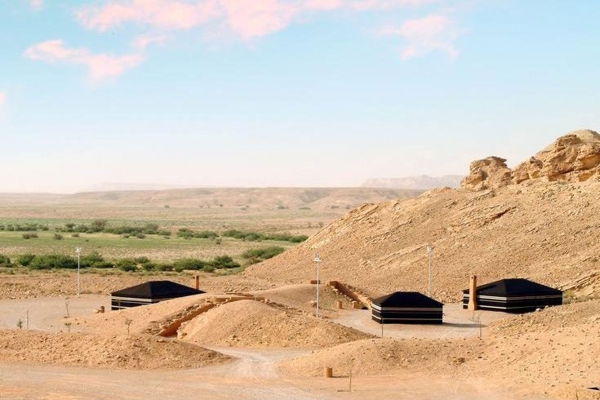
[80,252,106,268]
[194,231,219,239]
[141,262,156,271]
[22,232,38,239]
[209,255,240,269]
[29,255,77,270]
[241,246,285,264]
[116,258,137,271]
[0,255,12,267]
[53,233,63,240]
[173,258,206,272]
[17,254,36,266]
[155,263,174,272]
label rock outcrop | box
[462,129,600,190]
[460,157,512,191]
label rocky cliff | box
[462,129,600,190]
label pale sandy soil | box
[0,275,597,399]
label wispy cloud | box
[0,92,6,106]
[24,40,144,82]
[380,14,461,60]
[132,33,168,50]
[76,0,445,40]
[30,0,44,11]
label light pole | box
[75,247,81,297]
[427,246,434,297]
[314,254,321,318]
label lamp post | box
[75,247,81,297]
[426,246,434,297]
[314,254,321,318]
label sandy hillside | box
[0,330,229,369]
[178,299,373,348]
[246,131,600,302]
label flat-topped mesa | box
[462,129,600,191]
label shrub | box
[17,254,36,267]
[29,255,77,270]
[116,258,137,271]
[0,255,11,267]
[53,233,64,240]
[241,246,285,264]
[141,262,156,271]
[209,255,240,269]
[22,232,38,239]
[71,233,79,238]
[80,252,105,268]
[155,263,174,272]
[194,231,219,239]
[173,258,206,272]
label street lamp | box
[426,246,434,297]
[314,254,321,318]
[75,247,81,297]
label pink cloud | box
[220,0,299,39]
[24,40,144,81]
[30,0,43,11]
[132,33,168,50]
[381,14,461,60]
[77,0,221,31]
[0,92,5,106]
[76,0,440,40]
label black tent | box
[371,292,443,324]
[462,278,562,313]
[111,280,204,310]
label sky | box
[0,0,599,193]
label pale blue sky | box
[0,0,598,193]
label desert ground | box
[0,132,599,399]
[0,272,597,399]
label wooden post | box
[194,275,200,290]
[468,275,478,311]
[336,300,343,309]
[324,367,333,378]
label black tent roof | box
[372,292,443,308]
[111,280,204,299]
[462,278,561,297]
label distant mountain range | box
[361,175,463,190]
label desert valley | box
[0,130,598,399]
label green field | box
[0,230,296,263]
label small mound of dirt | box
[0,330,229,369]
[179,300,372,348]
[280,337,483,378]
[251,284,353,313]
[489,299,600,336]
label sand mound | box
[179,300,372,348]
[250,284,354,314]
[280,337,483,378]
[76,293,211,336]
[0,330,229,369]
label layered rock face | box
[462,129,600,190]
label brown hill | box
[245,131,600,302]
[64,187,422,211]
